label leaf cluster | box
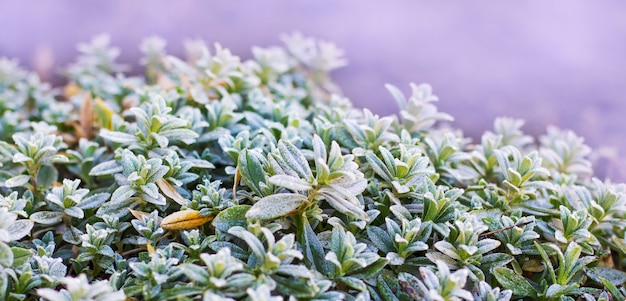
[0,33,625,301]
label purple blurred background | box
[1,1,626,180]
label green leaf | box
[351,258,389,279]
[340,276,367,291]
[151,132,169,148]
[535,241,557,285]
[586,267,626,286]
[5,175,30,188]
[229,227,266,260]
[179,263,209,284]
[366,151,393,182]
[385,83,407,109]
[275,264,313,279]
[238,149,268,196]
[36,165,58,190]
[480,253,513,270]
[48,155,69,164]
[492,267,536,298]
[64,207,84,219]
[312,135,328,163]
[62,226,83,245]
[89,160,123,176]
[599,277,626,301]
[367,226,394,253]
[320,189,368,221]
[297,215,331,276]
[269,175,312,191]
[0,243,13,267]
[212,205,250,233]
[246,193,308,220]
[546,284,577,299]
[12,153,33,163]
[111,185,136,204]
[29,211,64,225]
[11,247,33,267]
[100,129,138,144]
[96,197,138,219]
[377,272,401,301]
[277,140,313,180]
[79,192,111,209]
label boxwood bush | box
[1,33,625,301]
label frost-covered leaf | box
[493,267,536,298]
[30,211,64,225]
[213,205,250,233]
[246,193,308,220]
[585,266,626,286]
[4,175,30,188]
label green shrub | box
[1,33,625,300]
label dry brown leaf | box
[156,178,186,205]
[233,165,241,201]
[157,74,176,90]
[80,93,94,139]
[160,209,213,231]
[129,208,152,221]
[522,258,545,273]
[598,249,615,269]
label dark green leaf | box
[586,267,626,286]
[297,216,331,276]
[367,226,394,253]
[493,267,537,298]
[11,247,33,267]
[212,205,250,233]
[340,276,367,291]
[238,149,268,196]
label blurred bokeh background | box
[1,1,625,180]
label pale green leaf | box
[5,175,30,188]
[29,211,64,225]
[246,193,308,220]
[269,175,312,191]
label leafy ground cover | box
[1,34,626,300]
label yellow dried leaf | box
[156,178,186,205]
[63,82,82,98]
[146,241,156,254]
[94,97,114,130]
[161,210,213,231]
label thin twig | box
[480,221,533,238]
[121,247,147,257]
